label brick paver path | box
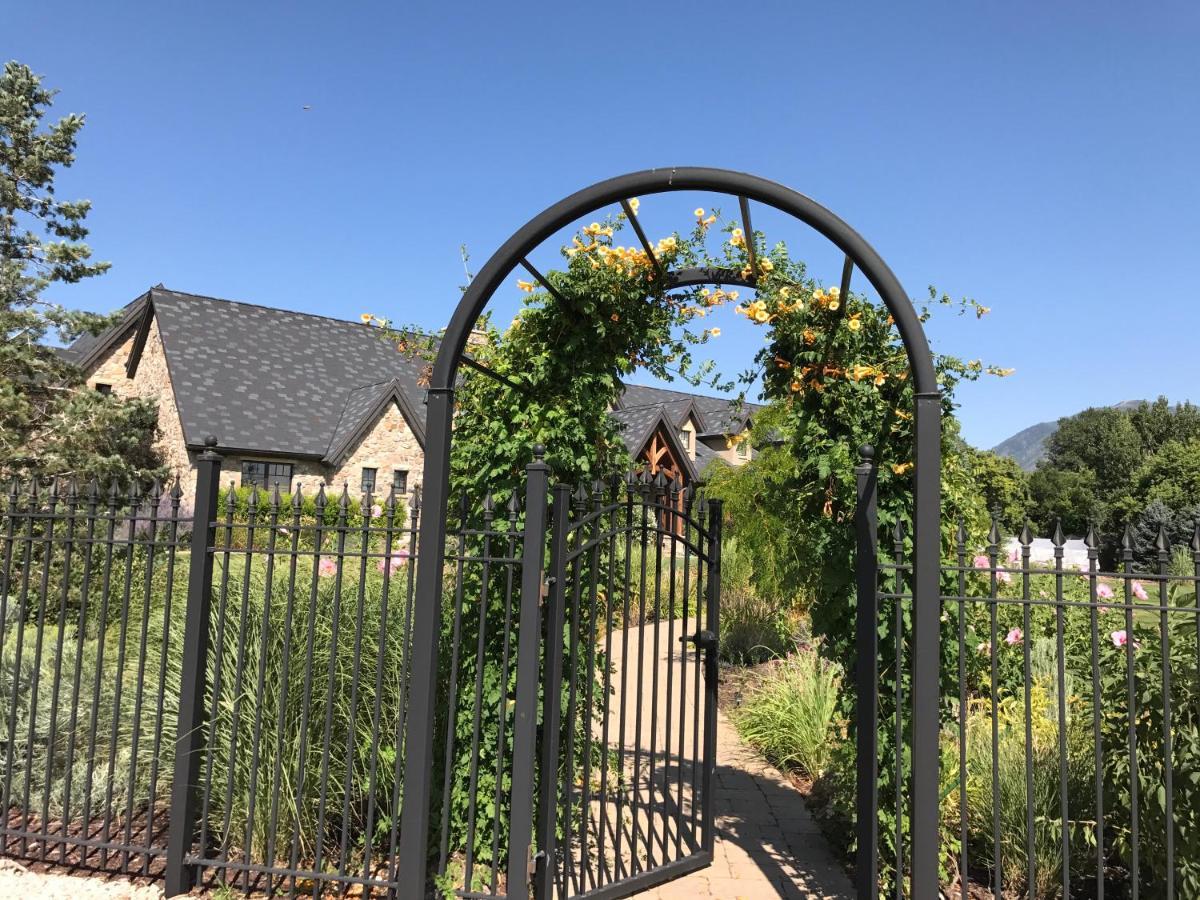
[605,622,852,900]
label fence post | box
[534,483,571,900]
[165,437,222,897]
[854,445,879,899]
[911,391,942,898]
[508,446,550,898]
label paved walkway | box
[597,622,852,900]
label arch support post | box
[397,386,455,900]
[910,391,942,897]
[853,446,879,898]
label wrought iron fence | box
[856,451,1200,899]
[0,476,189,878]
[183,472,422,896]
[0,448,424,898]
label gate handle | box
[680,629,717,651]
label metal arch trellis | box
[398,167,944,900]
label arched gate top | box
[431,166,939,396]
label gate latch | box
[680,629,717,651]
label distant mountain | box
[991,400,1180,470]
[991,420,1058,470]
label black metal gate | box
[533,473,720,900]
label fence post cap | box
[857,444,874,462]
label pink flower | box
[1111,630,1127,648]
[317,557,338,577]
[1098,606,1112,615]
[1005,627,1023,646]
[377,551,410,574]
[1096,583,1114,600]
[1132,581,1148,601]
[972,555,990,569]
[370,503,383,519]
[997,571,1013,585]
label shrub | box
[718,536,795,664]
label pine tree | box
[0,60,161,482]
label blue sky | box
[10,1,1199,449]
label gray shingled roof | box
[616,383,760,437]
[70,288,756,464]
[75,287,430,459]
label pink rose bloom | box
[1111,630,1127,648]
[371,503,384,519]
[1005,627,1023,646]
[1132,581,1148,601]
[377,551,410,574]
[318,557,338,577]
[972,555,990,569]
[997,571,1013,585]
[1096,583,1114,600]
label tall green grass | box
[733,647,842,780]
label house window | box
[241,461,293,491]
[361,467,378,494]
[393,469,408,494]
[678,429,691,452]
[94,383,112,396]
[736,440,750,460]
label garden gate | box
[400,167,943,899]
[535,474,721,900]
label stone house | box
[64,286,759,503]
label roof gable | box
[324,378,426,465]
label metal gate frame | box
[530,478,721,900]
[400,167,944,900]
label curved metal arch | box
[430,167,937,392]
[398,167,943,900]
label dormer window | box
[678,429,691,452]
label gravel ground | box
[0,857,164,899]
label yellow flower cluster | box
[582,222,615,239]
[740,256,775,280]
[848,363,887,385]
[847,312,862,332]
[892,462,914,475]
[813,286,841,311]
[729,228,745,248]
[694,207,717,228]
[516,279,536,293]
[736,299,771,324]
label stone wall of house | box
[329,401,424,503]
[85,320,197,495]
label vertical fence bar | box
[699,498,721,855]
[508,447,550,898]
[164,437,222,897]
[854,446,879,899]
[534,483,571,900]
